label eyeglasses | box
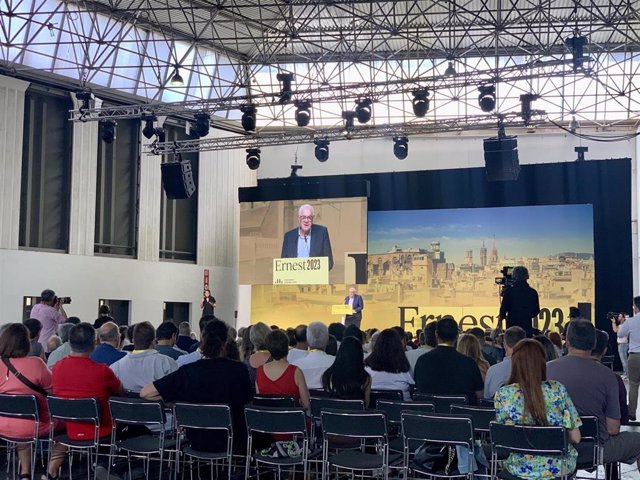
[299,215,314,221]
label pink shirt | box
[30,303,65,347]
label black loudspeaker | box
[483,135,520,181]
[161,161,196,199]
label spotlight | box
[478,85,496,112]
[276,72,294,104]
[565,34,588,72]
[519,93,540,126]
[246,148,261,170]
[155,128,166,144]
[314,139,330,162]
[141,114,157,139]
[193,112,210,138]
[100,120,117,144]
[411,89,430,117]
[241,105,257,132]
[575,146,588,162]
[445,61,456,76]
[170,67,184,86]
[342,111,356,135]
[290,164,303,177]
[355,98,372,124]
[294,101,311,127]
[568,116,579,134]
[75,90,92,113]
[393,136,408,160]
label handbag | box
[414,442,458,475]
[2,357,48,397]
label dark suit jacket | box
[344,294,364,319]
[499,281,540,335]
[281,224,334,270]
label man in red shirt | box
[44,322,123,479]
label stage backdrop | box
[239,159,631,335]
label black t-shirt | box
[202,297,216,317]
[499,281,540,334]
[413,346,484,404]
[154,358,252,452]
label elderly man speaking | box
[281,203,334,270]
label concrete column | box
[0,76,30,250]
[68,96,101,256]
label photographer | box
[200,289,217,317]
[30,289,68,348]
[498,266,540,338]
[611,312,629,378]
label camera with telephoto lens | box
[495,266,515,288]
[55,296,72,305]
[607,312,622,322]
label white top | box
[365,367,414,400]
[287,348,308,364]
[110,350,178,393]
[291,350,335,389]
[176,350,203,367]
[406,347,432,376]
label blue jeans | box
[619,342,629,376]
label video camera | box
[495,266,515,288]
[54,296,72,305]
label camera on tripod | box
[495,266,515,288]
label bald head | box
[98,321,120,347]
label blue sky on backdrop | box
[368,204,594,264]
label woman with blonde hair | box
[457,333,490,380]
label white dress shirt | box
[291,350,335,389]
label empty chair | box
[0,394,41,480]
[450,404,496,435]
[479,398,495,408]
[252,395,296,408]
[412,393,468,413]
[376,399,435,454]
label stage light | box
[393,136,408,160]
[155,128,166,144]
[355,98,372,124]
[342,111,356,135]
[75,90,92,114]
[170,67,184,86]
[575,146,588,162]
[445,61,456,76]
[141,114,156,139]
[100,119,117,144]
[290,164,303,177]
[478,85,496,112]
[568,116,579,134]
[314,139,330,162]
[294,101,311,127]
[241,105,257,132]
[519,93,539,126]
[565,34,587,72]
[276,72,294,104]
[246,148,261,170]
[193,112,210,137]
[412,89,430,117]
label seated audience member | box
[46,323,124,479]
[286,328,296,348]
[256,330,310,409]
[457,334,490,380]
[484,326,526,399]
[548,319,640,469]
[533,334,558,361]
[364,328,414,400]
[391,326,408,351]
[176,322,202,352]
[414,316,484,404]
[246,322,272,389]
[328,322,345,344]
[122,325,135,352]
[405,332,418,350]
[93,304,115,330]
[46,335,62,358]
[176,316,214,367]
[141,320,252,453]
[155,322,186,360]
[591,329,629,425]
[90,322,126,366]
[0,324,53,480]
[24,318,46,360]
[469,327,499,365]
[47,319,80,368]
[325,335,338,356]
[287,324,308,363]
[406,321,437,375]
[323,336,371,405]
[239,325,254,362]
[344,324,365,344]
[188,315,215,353]
[226,337,241,361]
[547,331,564,358]
[110,322,178,394]
[119,326,130,349]
[495,339,581,479]
[291,322,335,389]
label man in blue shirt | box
[484,326,526,399]
[617,296,640,420]
[90,322,126,366]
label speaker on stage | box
[483,135,520,181]
[161,160,196,199]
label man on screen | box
[344,287,364,327]
[281,204,334,270]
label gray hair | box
[298,204,315,217]
[249,322,271,350]
[58,323,75,343]
[307,321,329,350]
[98,322,120,343]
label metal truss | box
[148,111,545,154]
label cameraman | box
[611,313,629,378]
[498,266,540,337]
[30,289,68,348]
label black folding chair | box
[108,397,177,480]
[309,397,365,448]
[413,393,469,413]
[401,412,475,479]
[321,409,398,480]
[369,389,404,408]
[308,389,331,398]
[450,405,495,436]
[47,396,106,480]
[479,398,495,408]
[490,421,572,480]
[0,394,42,480]
[244,406,316,480]
[174,403,233,480]
[252,395,296,408]
[601,355,615,371]
[376,400,435,454]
